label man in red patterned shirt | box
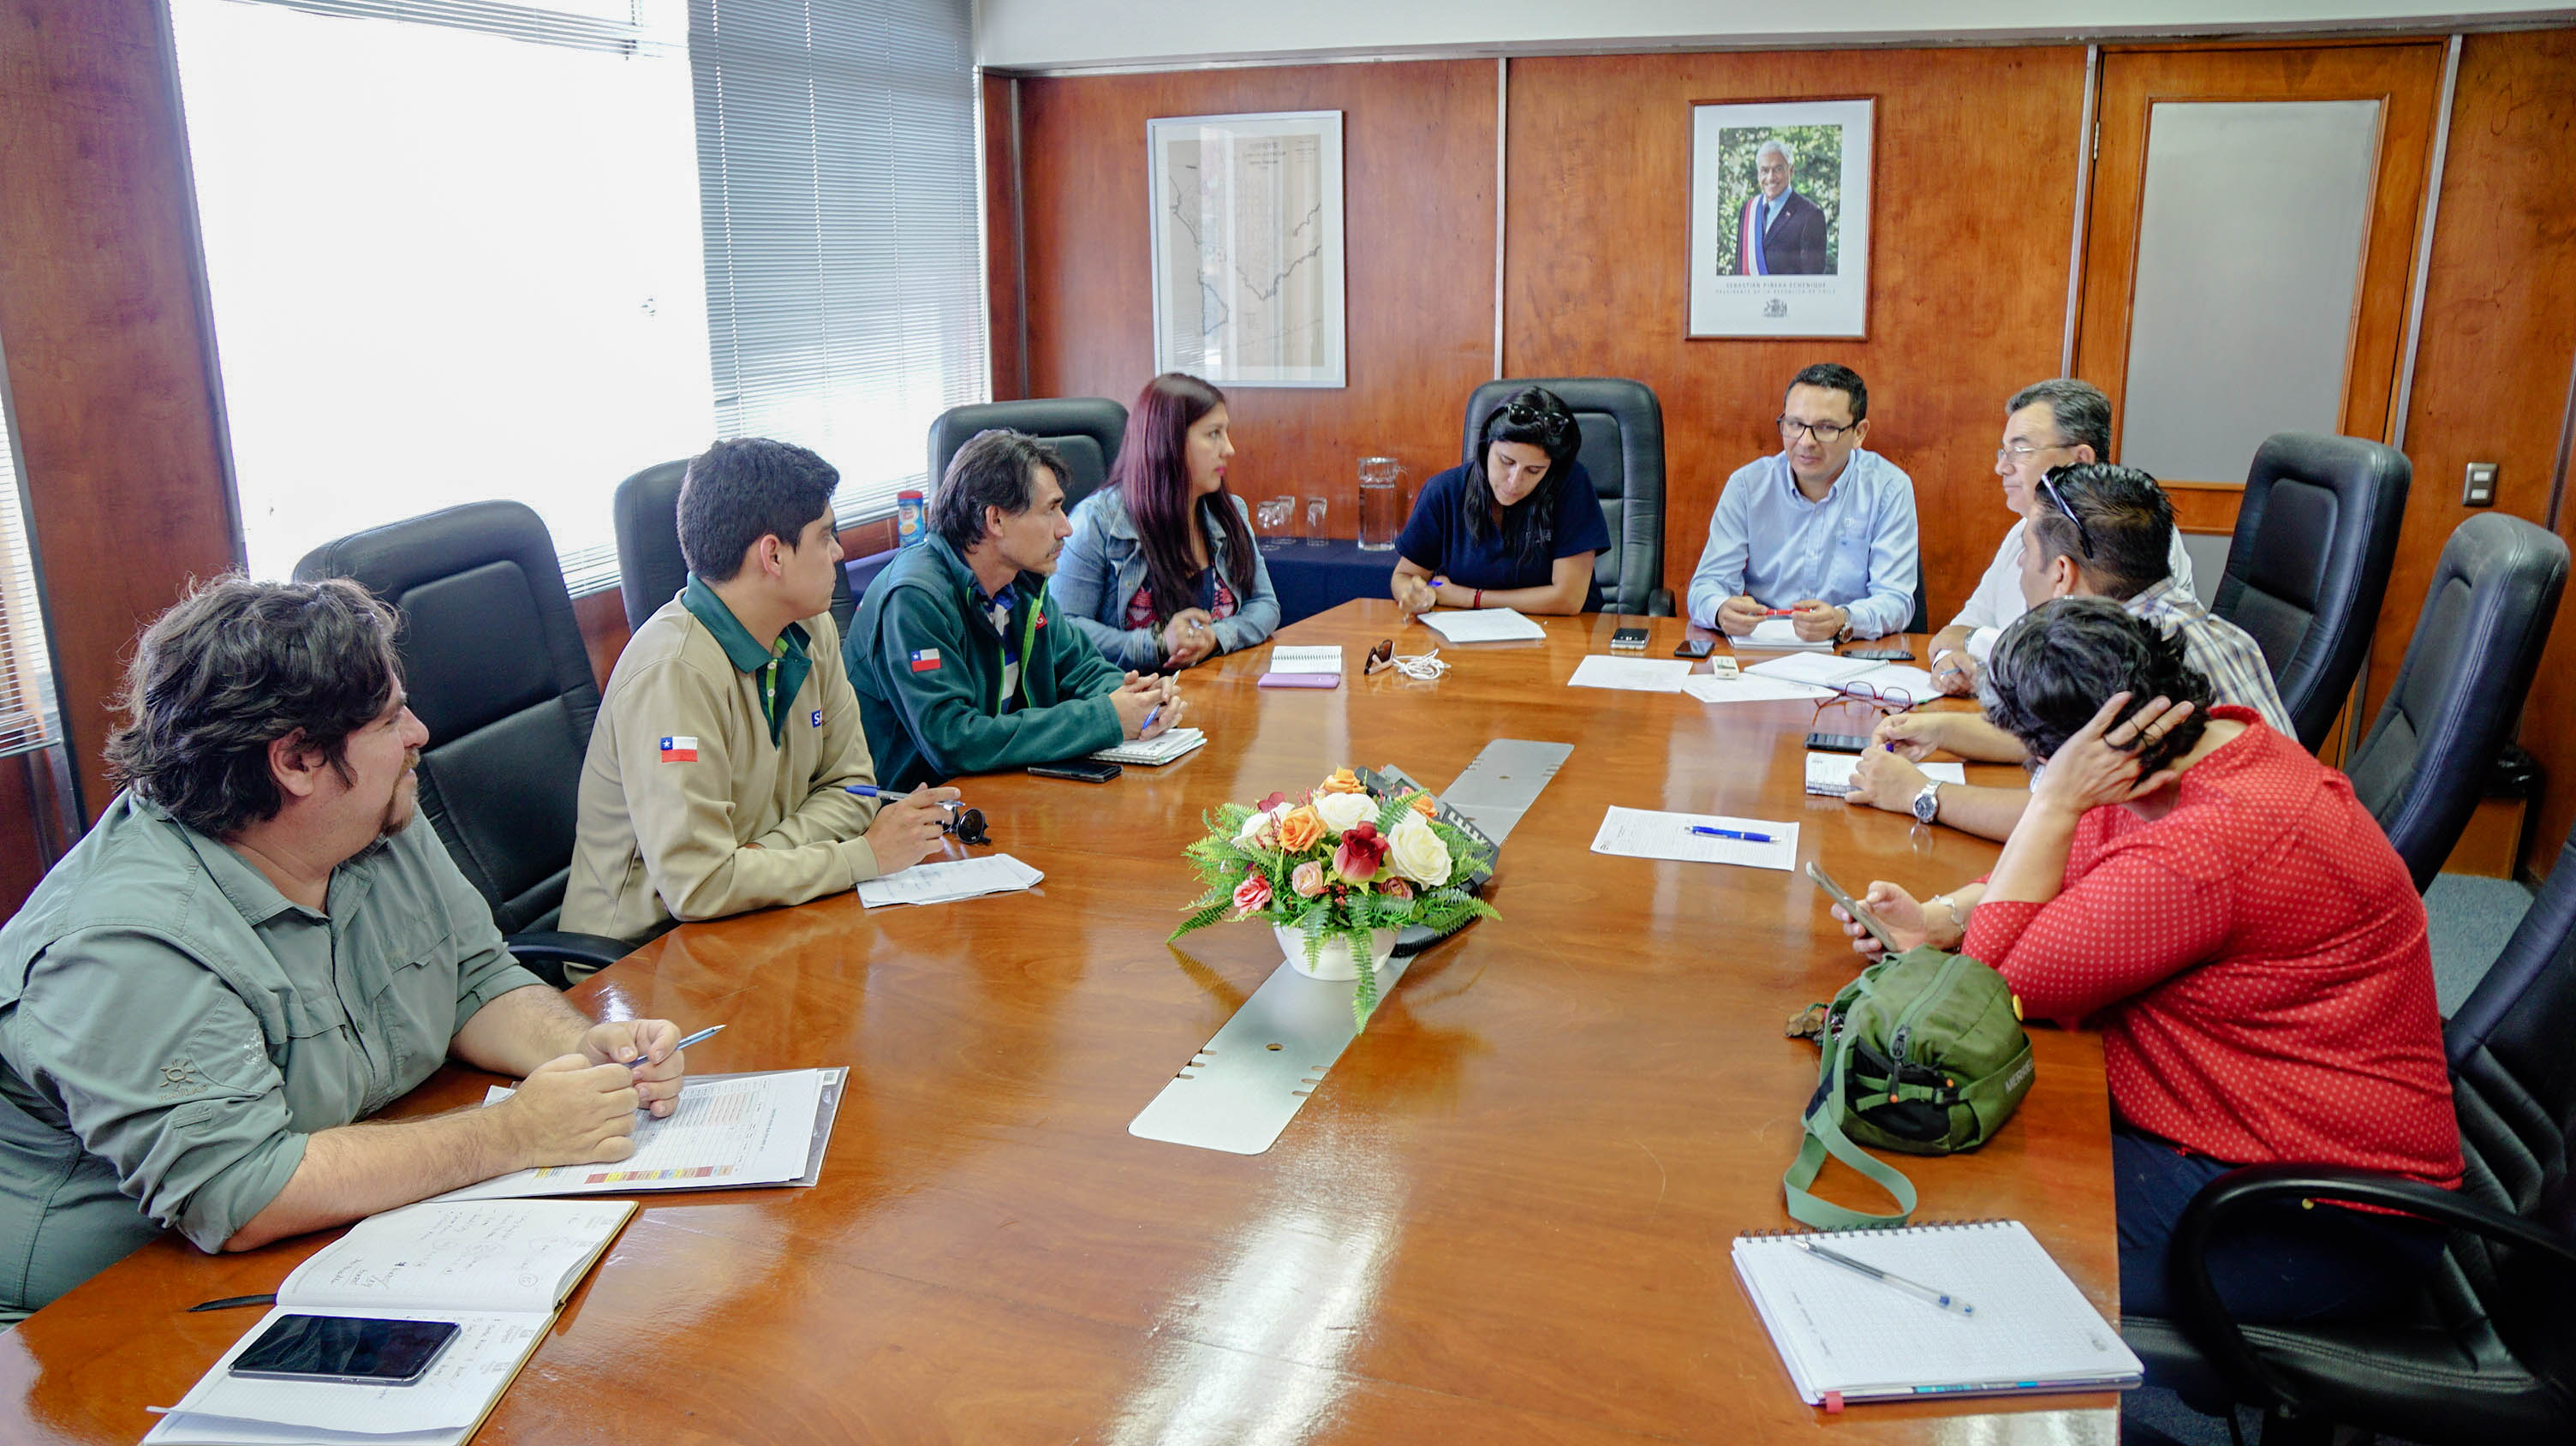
[1832,598,2459,1325]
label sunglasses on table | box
[1365,639,1396,675]
[943,808,992,847]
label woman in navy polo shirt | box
[1391,386,1610,615]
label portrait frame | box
[1686,97,1875,340]
[1147,110,1347,389]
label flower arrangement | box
[1173,768,1500,1024]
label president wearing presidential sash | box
[1737,138,1831,276]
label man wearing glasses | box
[1926,379,2195,696]
[1841,464,2289,840]
[1685,362,1917,642]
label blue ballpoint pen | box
[631,1023,724,1070]
[1687,824,1775,843]
[844,784,962,810]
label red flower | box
[1231,873,1273,916]
[1383,877,1414,900]
[1333,822,1390,882]
[1255,791,1289,813]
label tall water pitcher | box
[1357,456,1404,551]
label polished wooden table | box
[0,604,2116,1445]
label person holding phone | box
[1052,373,1278,671]
[0,580,692,1324]
[847,429,1183,792]
[1828,598,2456,1328]
[1391,386,1608,617]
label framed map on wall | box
[1148,111,1347,388]
[1688,97,1875,339]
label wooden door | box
[2073,42,2445,499]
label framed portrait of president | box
[1687,98,1875,339]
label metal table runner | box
[1129,739,1574,1155]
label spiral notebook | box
[1732,1220,2140,1407]
[1089,726,1207,765]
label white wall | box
[978,0,2570,70]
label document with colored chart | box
[434,1067,841,1201]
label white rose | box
[1386,811,1451,887]
[1314,791,1374,836]
[1234,809,1278,850]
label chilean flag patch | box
[909,648,942,672]
[659,735,698,762]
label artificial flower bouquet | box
[1172,768,1500,1023]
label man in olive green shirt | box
[0,579,693,1324]
[562,438,956,951]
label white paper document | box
[856,852,1043,908]
[1091,727,1206,765]
[1679,674,1836,705]
[1566,655,1695,692]
[1265,645,1344,676]
[1744,652,1879,686]
[1732,618,1835,650]
[280,1199,635,1314]
[1589,805,1798,871]
[148,1310,545,1443]
[438,1069,827,1201]
[1804,752,1966,797]
[1421,607,1546,643]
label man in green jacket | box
[847,430,1182,791]
[564,439,958,950]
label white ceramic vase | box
[1274,923,1399,982]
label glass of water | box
[1357,457,1403,551]
[1256,496,1293,549]
[1304,496,1329,546]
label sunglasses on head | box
[2036,466,2096,559]
[1494,400,1573,441]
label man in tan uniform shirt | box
[562,439,956,957]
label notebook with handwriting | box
[1732,1220,2140,1406]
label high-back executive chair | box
[1461,378,1673,616]
[2209,432,2412,752]
[2122,812,2576,1445]
[2344,512,2567,893]
[926,397,1128,513]
[295,501,631,984]
[611,459,856,635]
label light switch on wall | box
[2464,462,2499,506]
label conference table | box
[0,603,2118,1445]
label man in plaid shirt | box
[1841,463,2295,842]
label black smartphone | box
[1846,646,1914,661]
[1673,636,1714,659]
[230,1315,461,1386]
[1028,759,1122,784]
[1805,731,1873,754]
[1610,626,1649,651]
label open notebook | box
[146,1199,634,1446]
[1733,1221,2141,1406]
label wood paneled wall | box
[1014,61,1500,526]
[0,0,241,823]
[2391,30,2576,872]
[1504,48,2084,620]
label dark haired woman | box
[1831,597,2458,1326]
[1390,386,1610,616]
[1055,373,1278,672]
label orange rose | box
[1318,768,1367,796]
[1409,793,1437,818]
[1277,805,1325,853]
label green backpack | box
[1783,945,2036,1229]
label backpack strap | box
[1782,1039,1919,1229]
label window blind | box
[0,383,59,760]
[689,0,987,527]
[172,0,718,589]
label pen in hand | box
[1686,825,1775,843]
[844,785,963,810]
[629,1023,724,1070]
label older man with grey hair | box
[1926,378,2196,696]
[1738,137,1829,275]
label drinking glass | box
[1304,496,1329,546]
[1357,457,1403,551]
[1256,497,1293,550]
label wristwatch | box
[1911,780,1943,825]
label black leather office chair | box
[927,398,1127,511]
[2122,816,2576,1446]
[295,502,630,985]
[2209,433,2412,752]
[2344,513,2567,893]
[1462,378,1672,616]
[611,458,856,635]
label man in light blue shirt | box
[1686,362,1918,641]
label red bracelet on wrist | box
[1473,589,1484,609]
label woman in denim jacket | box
[1053,373,1279,671]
